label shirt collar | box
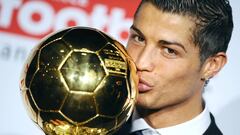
[130,106,211,135]
[130,109,153,132]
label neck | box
[137,89,204,129]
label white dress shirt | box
[130,106,211,135]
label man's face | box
[127,3,205,110]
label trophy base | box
[43,120,108,135]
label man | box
[115,0,233,134]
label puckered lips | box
[138,77,153,93]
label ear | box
[201,52,227,80]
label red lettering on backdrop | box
[0,0,140,42]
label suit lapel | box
[203,113,223,135]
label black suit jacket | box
[114,113,222,135]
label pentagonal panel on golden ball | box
[61,93,96,123]
[95,75,128,117]
[30,70,68,111]
[60,52,106,92]
[39,40,71,69]
[62,27,108,52]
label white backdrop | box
[0,0,239,135]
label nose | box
[134,47,154,72]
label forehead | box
[134,2,196,46]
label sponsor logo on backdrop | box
[0,0,139,62]
[0,42,26,62]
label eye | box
[134,35,144,42]
[162,47,177,58]
[164,48,175,54]
[130,34,145,44]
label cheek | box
[155,61,201,91]
[152,66,201,106]
[126,44,140,61]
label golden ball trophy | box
[20,27,138,135]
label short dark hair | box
[135,0,234,63]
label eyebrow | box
[130,25,145,39]
[159,40,187,53]
[130,24,187,53]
